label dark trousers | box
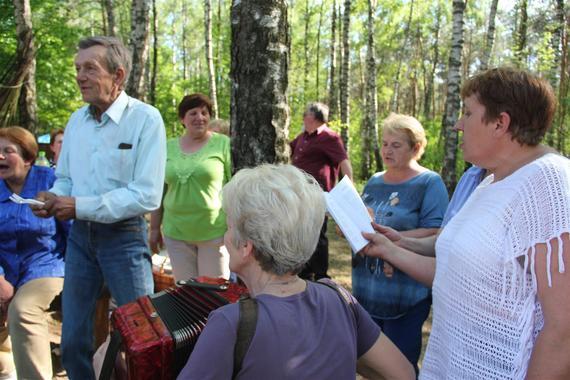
[373,296,432,376]
[299,217,329,281]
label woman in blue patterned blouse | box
[0,127,69,379]
[352,114,448,373]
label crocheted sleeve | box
[508,155,570,287]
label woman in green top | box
[150,93,231,280]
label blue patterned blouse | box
[352,170,448,319]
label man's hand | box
[30,191,57,218]
[0,277,14,304]
[0,277,12,326]
[149,228,164,254]
[43,195,77,221]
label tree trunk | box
[205,0,218,118]
[339,0,351,151]
[127,0,151,100]
[100,1,107,36]
[391,0,415,113]
[182,0,188,81]
[103,0,117,36]
[14,0,37,133]
[514,0,528,66]
[216,0,223,90]
[423,1,441,120]
[441,0,466,193]
[230,0,290,170]
[149,0,158,105]
[315,1,324,99]
[362,0,381,179]
[555,0,567,154]
[303,0,311,104]
[328,0,338,120]
[479,0,498,71]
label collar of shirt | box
[0,177,10,202]
[87,91,129,126]
[304,124,327,137]
[0,165,41,201]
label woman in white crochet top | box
[361,67,570,380]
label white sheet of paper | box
[324,176,374,252]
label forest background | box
[0,0,568,190]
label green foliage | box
[1,0,567,165]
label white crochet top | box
[421,153,570,379]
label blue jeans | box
[373,296,431,375]
[61,217,154,380]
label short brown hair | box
[461,67,556,146]
[178,93,213,119]
[50,129,64,145]
[0,126,38,163]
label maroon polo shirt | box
[290,125,348,191]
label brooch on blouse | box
[389,192,399,206]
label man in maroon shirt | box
[290,102,353,280]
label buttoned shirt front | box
[51,91,166,223]
[0,166,67,287]
[290,125,348,191]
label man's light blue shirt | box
[51,91,166,223]
[442,165,486,226]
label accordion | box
[110,277,248,379]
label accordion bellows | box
[112,277,248,379]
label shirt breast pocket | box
[105,148,136,184]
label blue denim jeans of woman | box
[61,217,153,380]
[373,296,432,376]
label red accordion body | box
[111,277,248,380]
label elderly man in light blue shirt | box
[33,36,166,380]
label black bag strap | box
[316,278,357,320]
[232,296,258,379]
[98,329,122,380]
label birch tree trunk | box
[14,0,37,133]
[103,0,117,36]
[423,1,441,120]
[328,0,338,120]
[339,0,351,151]
[182,0,188,81]
[303,0,311,104]
[127,0,151,100]
[361,0,381,179]
[149,0,158,105]
[441,0,466,193]
[514,0,528,66]
[230,0,290,170]
[216,0,222,88]
[554,0,567,153]
[315,1,324,99]
[205,0,218,118]
[479,0,498,71]
[391,0,414,113]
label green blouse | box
[162,133,231,241]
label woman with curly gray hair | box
[178,164,413,380]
